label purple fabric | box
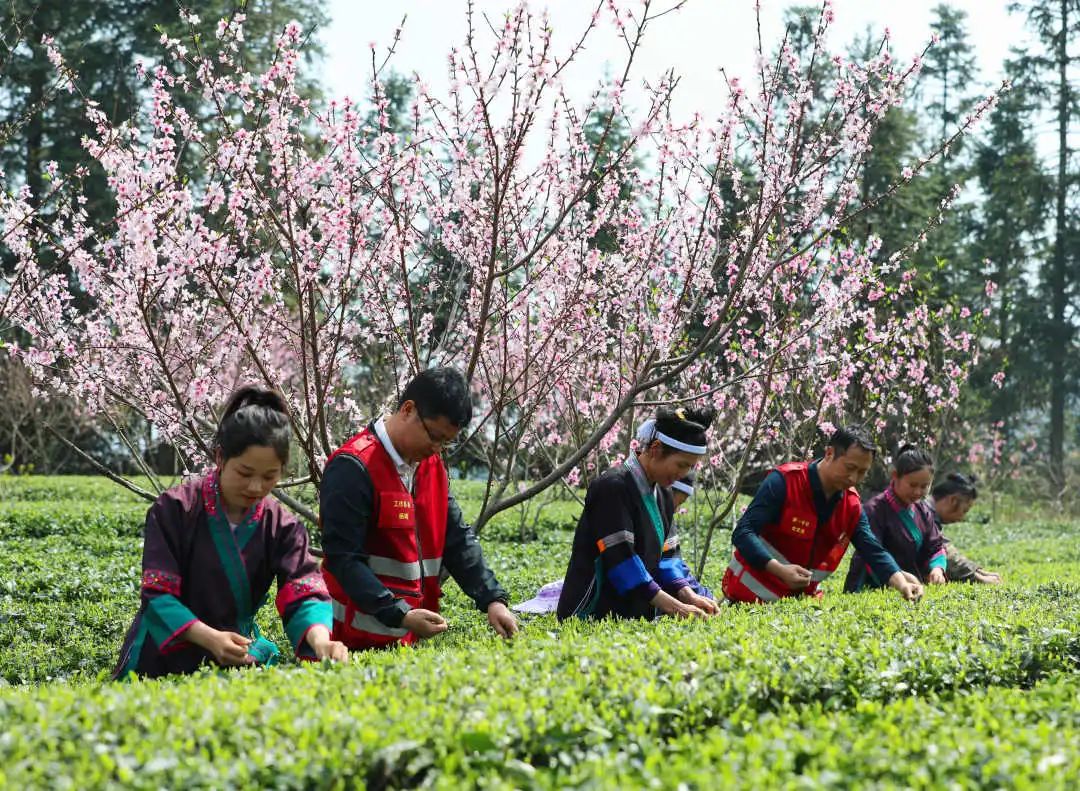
[512,580,563,614]
[113,476,326,679]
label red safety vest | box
[321,428,448,649]
[722,462,862,603]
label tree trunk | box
[993,247,1011,437]
[1049,0,1069,490]
[25,26,46,208]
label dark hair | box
[893,444,934,477]
[828,424,876,458]
[932,471,979,501]
[215,386,291,463]
[399,367,473,429]
[652,406,716,456]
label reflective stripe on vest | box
[758,538,833,583]
[365,555,443,580]
[727,554,780,602]
[368,556,422,581]
[350,612,409,638]
[331,598,409,638]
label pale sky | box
[321,1,1028,120]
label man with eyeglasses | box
[320,367,517,650]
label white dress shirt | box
[373,416,418,491]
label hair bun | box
[653,405,712,452]
[223,386,287,420]
[892,444,933,476]
[683,406,716,430]
[932,470,979,500]
[215,386,292,463]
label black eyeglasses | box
[414,406,461,451]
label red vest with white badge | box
[321,428,448,649]
[722,462,862,603]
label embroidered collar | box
[202,469,266,523]
[625,454,657,499]
[200,469,263,630]
[625,454,665,546]
[884,485,911,514]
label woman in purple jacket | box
[113,387,348,679]
[844,445,947,592]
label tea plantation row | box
[0,477,1077,788]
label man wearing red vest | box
[320,367,517,649]
[723,425,924,604]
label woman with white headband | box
[513,458,711,615]
[556,407,720,621]
[667,471,718,601]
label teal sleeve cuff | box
[284,599,333,658]
[145,594,199,650]
[929,553,948,571]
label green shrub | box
[1,476,1079,788]
[0,586,1078,788]
[0,501,148,539]
[531,675,1080,790]
[0,475,168,504]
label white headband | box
[672,480,695,496]
[655,431,707,455]
[636,417,707,455]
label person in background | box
[668,471,716,601]
[725,425,924,604]
[929,472,1002,584]
[844,445,946,592]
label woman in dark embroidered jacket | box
[557,407,720,621]
[845,445,947,592]
[114,388,347,679]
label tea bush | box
[0,476,1077,789]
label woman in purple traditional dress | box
[114,387,347,679]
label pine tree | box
[0,1,327,221]
[1009,0,1080,486]
[969,56,1051,435]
